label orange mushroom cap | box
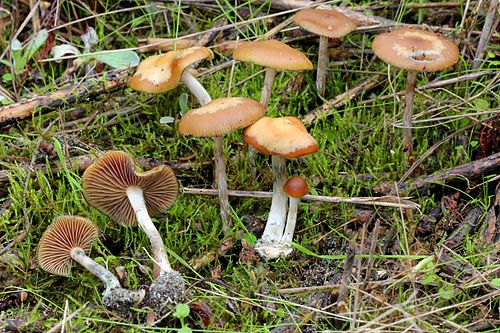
[37,216,98,277]
[129,46,214,93]
[284,176,309,198]
[294,9,357,38]
[233,40,313,71]
[82,151,178,226]
[372,28,459,72]
[179,97,265,137]
[243,116,318,158]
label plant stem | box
[317,36,329,96]
[181,71,212,106]
[70,247,121,291]
[282,197,299,244]
[260,156,288,243]
[260,68,276,108]
[214,136,232,233]
[127,187,172,275]
[403,70,417,164]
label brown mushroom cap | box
[293,9,357,38]
[372,28,459,72]
[178,97,266,137]
[243,116,318,158]
[129,46,214,93]
[284,176,309,198]
[37,216,98,277]
[233,40,313,71]
[82,151,178,226]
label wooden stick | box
[374,152,500,195]
[0,69,129,128]
[182,187,420,209]
[301,75,385,126]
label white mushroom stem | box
[214,136,232,233]
[181,70,212,106]
[181,70,232,233]
[316,36,329,96]
[282,196,299,244]
[259,155,288,243]
[70,247,121,291]
[403,70,418,163]
[127,187,172,274]
[260,68,277,108]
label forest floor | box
[0,0,499,332]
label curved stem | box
[214,136,232,233]
[260,156,288,243]
[127,187,172,275]
[282,197,299,244]
[70,247,121,291]
[403,70,417,164]
[260,68,276,108]
[317,36,329,96]
[181,70,212,106]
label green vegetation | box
[0,0,498,332]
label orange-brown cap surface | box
[284,176,309,198]
[179,97,265,137]
[82,151,178,226]
[37,216,98,276]
[129,46,214,93]
[233,40,313,71]
[372,28,459,72]
[243,116,318,158]
[294,9,357,38]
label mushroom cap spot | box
[233,40,313,71]
[178,97,266,137]
[37,216,98,277]
[243,116,318,158]
[284,176,309,198]
[82,151,178,226]
[293,9,357,38]
[372,28,459,72]
[129,46,214,93]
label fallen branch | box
[0,69,130,129]
[182,187,420,209]
[374,152,500,195]
[301,75,385,126]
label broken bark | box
[374,152,500,195]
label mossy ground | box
[0,1,499,332]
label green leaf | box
[52,44,81,61]
[24,28,48,59]
[173,303,190,319]
[491,278,500,287]
[160,116,175,124]
[90,50,140,69]
[473,98,489,110]
[2,73,12,82]
[438,286,454,300]
[178,327,192,333]
[179,93,189,115]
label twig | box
[302,75,385,126]
[46,303,87,333]
[374,152,500,195]
[472,0,500,69]
[0,69,129,128]
[182,187,420,209]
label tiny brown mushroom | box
[37,216,144,313]
[372,28,459,164]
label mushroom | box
[372,28,459,163]
[243,116,318,260]
[37,216,145,314]
[293,9,357,96]
[178,97,265,233]
[82,151,183,311]
[281,176,309,256]
[129,46,214,105]
[233,39,313,107]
